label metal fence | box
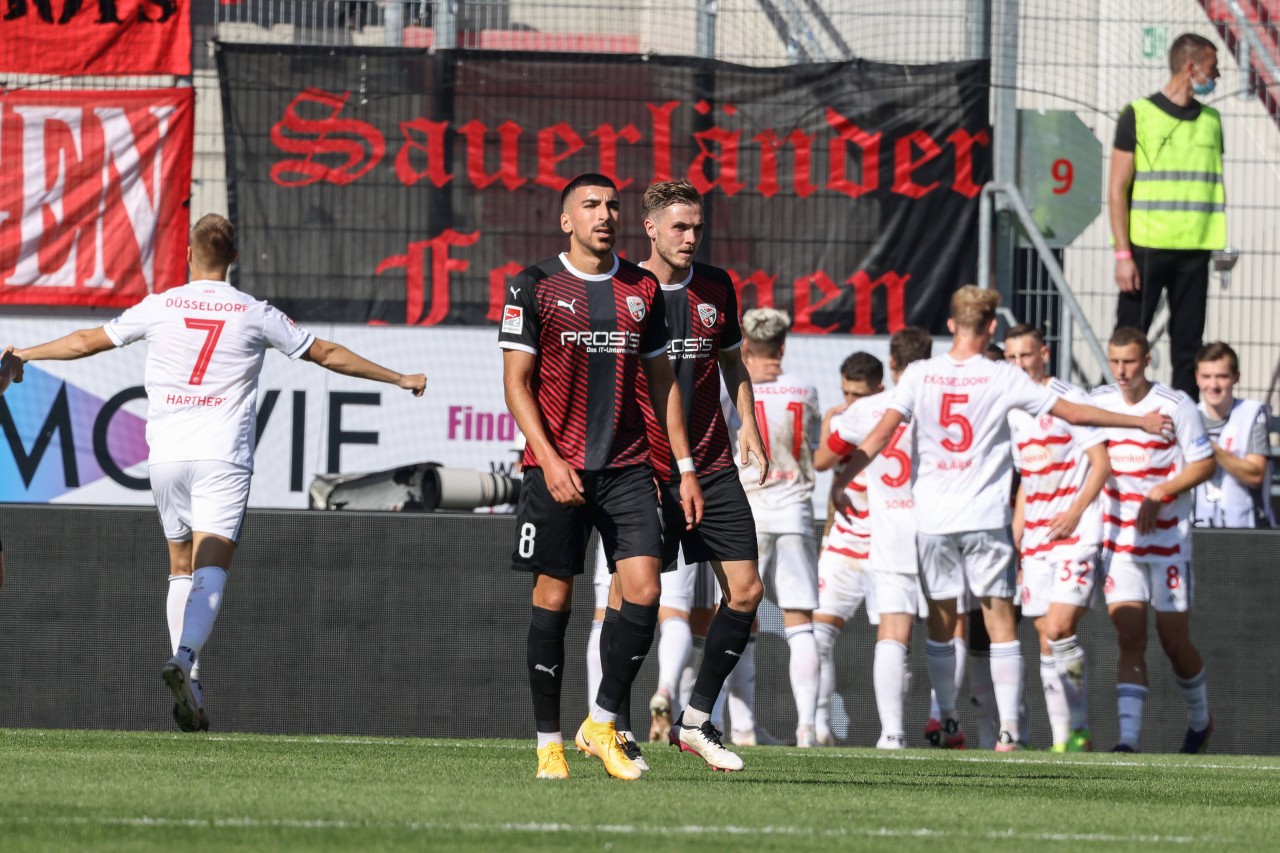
[5,0,1279,403]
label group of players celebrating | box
[501,171,1218,781]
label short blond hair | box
[741,307,791,357]
[950,285,999,334]
[190,214,236,274]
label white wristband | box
[676,457,696,475]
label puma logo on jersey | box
[630,655,645,661]
[556,298,577,314]
[534,664,560,677]
[725,650,741,658]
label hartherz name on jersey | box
[559,330,642,353]
[165,393,227,407]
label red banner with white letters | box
[0,88,194,308]
[0,0,190,76]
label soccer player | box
[7,214,425,731]
[739,307,823,747]
[1192,342,1274,529]
[817,327,934,749]
[620,180,766,772]
[811,352,883,746]
[499,174,704,781]
[1091,327,1216,753]
[1004,324,1110,752]
[833,287,1172,751]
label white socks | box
[989,640,1024,737]
[785,624,819,728]
[925,639,958,720]
[874,640,908,738]
[1050,635,1089,730]
[1040,653,1070,747]
[177,567,228,658]
[656,616,693,706]
[166,575,200,681]
[586,618,603,713]
[1177,669,1210,730]
[813,621,841,739]
[1117,683,1148,750]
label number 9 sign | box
[1016,109,1102,248]
[1051,158,1074,195]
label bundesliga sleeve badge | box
[626,295,646,322]
[502,305,524,334]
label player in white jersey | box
[810,351,881,746]
[738,307,823,747]
[1091,327,1216,753]
[9,215,426,731]
[1004,325,1110,752]
[818,327,934,749]
[834,287,1172,752]
[1192,342,1274,529]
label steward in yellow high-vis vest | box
[1109,32,1224,401]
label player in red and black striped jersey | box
[629,181,767,771]
[500,174,704,782]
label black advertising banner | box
[217,44,990,333]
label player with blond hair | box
[833,286,1172,751]
[7,214,426,732]
[739,307,824,746]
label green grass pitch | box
[3,729,1278,851]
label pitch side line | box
[0,815,1223,844]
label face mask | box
[1192,67,1216,97]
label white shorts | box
[759,531,818,611]
[149,460,251,543]
[1101,552,1193,613]
[592,544,717,612]
[872,570,927,619]
[917,528,1016,601]
[816,549,870,624]
[1020,550,1101,617]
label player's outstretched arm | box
[1052,399,1172,436]
[1137,456,1216,533]
[303,339,425,396]
[719,348,768,484]
[643,354,705,529]
[502,349,583,506]
[12,328,115,364]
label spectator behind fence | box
[1192,342,1275,528]
[1109,32,1224,401]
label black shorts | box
[511,465,663,577]
[660,465,758,567]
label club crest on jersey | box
[626,295,646,321]
[1039,414,1054,430]
[502,305,523,334]
[697,303,717,328]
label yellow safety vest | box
[1129,98,1225,251]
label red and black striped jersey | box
[499,253,668,471]
[641,262,742,481]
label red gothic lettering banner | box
[0,88,194,308]
[217,44,991,335]
[0,0,191,76]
